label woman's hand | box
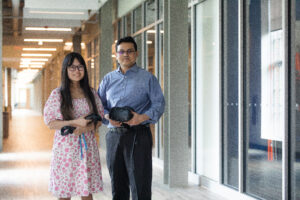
[74,117,91,127]
[73,127,84,136]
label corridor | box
[0,109,225,200]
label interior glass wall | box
[293,1,300,199]
[222,0,239,189]
[245,0,283,199]
[195,0,220,179]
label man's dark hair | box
[116,36,137,52]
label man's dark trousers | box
[106,125,152,200]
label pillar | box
[0,0,3,151]
[72,34,82,54]
[163,0,189,187]
[98,0,113,148]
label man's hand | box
[125,112,149,126]
[105,114,122,127]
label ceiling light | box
[25,27,72,31]
[21,58,48,61]
[20,62,45,65]
[29,11,85,15]
[147,30,156,33]
[29,65,43,68]
[24,39,63,42]
[146,41,153,44]
[65,42,72,46]
[22,54,52,57]
[23,48,57,51]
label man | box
[98,36,165,200]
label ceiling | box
[2,0,106,72]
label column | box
[72,34,82,54]
[7,68,12,119]
[163,0,189,187]
[0,0,3,151]
[98,0,113,148]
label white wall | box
[195,0,220,181]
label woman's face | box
[67,58,85,83]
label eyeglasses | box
[117,49,136,55]
[68,65,84,71]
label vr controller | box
[60,113,102,136]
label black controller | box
[85,113,102,123]
[60,114,102,136]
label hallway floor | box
[0,109,226,200]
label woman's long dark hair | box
[60,52,98,120]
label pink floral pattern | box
[43,88,104,198]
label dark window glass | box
[145,0,156,26]
[223,0,239,189]
[134,5,142,32]
[293,1,300,199]
[245,1,283,199]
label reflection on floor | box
[0,109,225,200]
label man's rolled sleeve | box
[144,75,165,123]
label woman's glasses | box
[68,65,84,71]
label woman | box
[43,52,104,200]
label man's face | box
[116,42,138,68]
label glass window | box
[134,5,142,33]
[134,34,143,67]
[188,8,192,171]
[146,28,156,154]
[158,0,163,19]
[145,0,156,26]
[195,0,220,179]
[245,0,283,199]
[126,13,132,36]
[146,28,155,74]
[223,0,239,189]
[293,1,300,199]
[158,23,164,159]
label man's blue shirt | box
[98,64,165,128]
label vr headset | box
[109,106,134,128]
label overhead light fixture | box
[20,62,45,65]
[146,41,153,44]
[21,58,48,61]
[147,30,156,33]
[29,65,43,68]
[23,48,57,51]
[22,53,52,57]
[29,11,85,15]
[25,27,72,32]
[24,39,63,42]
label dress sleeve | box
[43,88,63,126]
[92,89,104,119]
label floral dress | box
[43,87,104,198]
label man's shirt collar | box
[116,64,139,74]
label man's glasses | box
[68,65,84,71]
[117,49,136,55]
